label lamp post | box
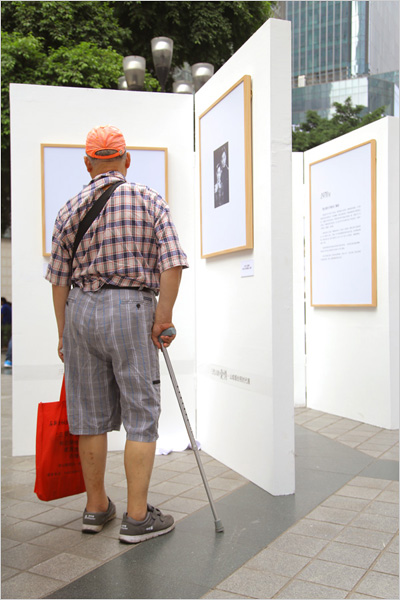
[151,37,174,92]
[191,63,214,92]
[118,76,128,90]
[123,56,146,91]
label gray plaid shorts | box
[63,286,160,442]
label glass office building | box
[275,1,399,125]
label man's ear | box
[125,152,131,170]
[84,156,93,174]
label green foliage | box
[292,98,386,152]
[111,1,273,76]
[1,1,130,52]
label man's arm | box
[151,266,182,349]
[52,284,70,362]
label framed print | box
[41,145,168,256]
[199,75,253,258]
[309,139,377,307]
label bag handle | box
[70,180,124,274]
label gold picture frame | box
[309,139,377,307]
[199,75,253,258]
[41,145,168,257]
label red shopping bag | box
[34,377,86,501]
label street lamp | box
[118,76,128,90]
[191,63,214,92]
[123,56,146,91]
[173,81,194,94]
[151,37,173,92]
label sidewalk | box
[1,365,398,599]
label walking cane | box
[159,327,224,533]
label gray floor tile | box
[30,507,82,527]
[317,541,380,569]
[29,552,100,582]
[181,484,227,502]
[216,566,288,598]
[355,571,399,599]
[289,518,344,540]
[2,519,55,542]
[385,535,399,554]
[350,513,399,534]
[268,533,329,557]
[1,565,21,581]
[1,537,21,551]
[148,480,194,496]
[202,591,250,599]
[336,485,382,500]
[29,527,84,551]
[4,501,52,520]
[377,490,399,503]
[245,547,310,577]
[275,579,348,598]
[322,495,370,512]
[335,527,394,550]
[71,534,132,562]
[305,505,358,525]
[365,500,399,518]
[157,496,207,514]
[372,551,399,576]
[2,542,55,570]
[1,571,63,599]
[297,558,365,590]
[348,477,391,490]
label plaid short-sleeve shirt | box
[46,171,189,292]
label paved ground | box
[1,366,398,599]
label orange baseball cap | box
[86,125,126,159]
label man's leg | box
[79,433,109,512]
[125,440,156,521]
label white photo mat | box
[199,75,253,258]
[310,140,377,307]
[41,145,168,256]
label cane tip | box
[215,520,224,533]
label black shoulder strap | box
[71,180,124,270]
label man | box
[46,125,188,544]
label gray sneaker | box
[119,505,175,544]
[82,498,116,533]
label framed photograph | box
[41,145,168,257]
[199,75,253,258]
[309,139,377,307]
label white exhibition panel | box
[303,117,399,428]
[10,84,195,456]
[195,19,295,495]
[292,153,306,407]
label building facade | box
[275,1,399,124]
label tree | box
[292,98,386,152]
[1,1,275,234]
[110,1,274,75]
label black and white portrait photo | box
[213,142,230,208]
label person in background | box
[1,297,12,351]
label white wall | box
[303,117,399,429]
[195,19,295,495]
[10,84,195,455]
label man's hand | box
[58,337,64,363]
[151,322,176,350]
